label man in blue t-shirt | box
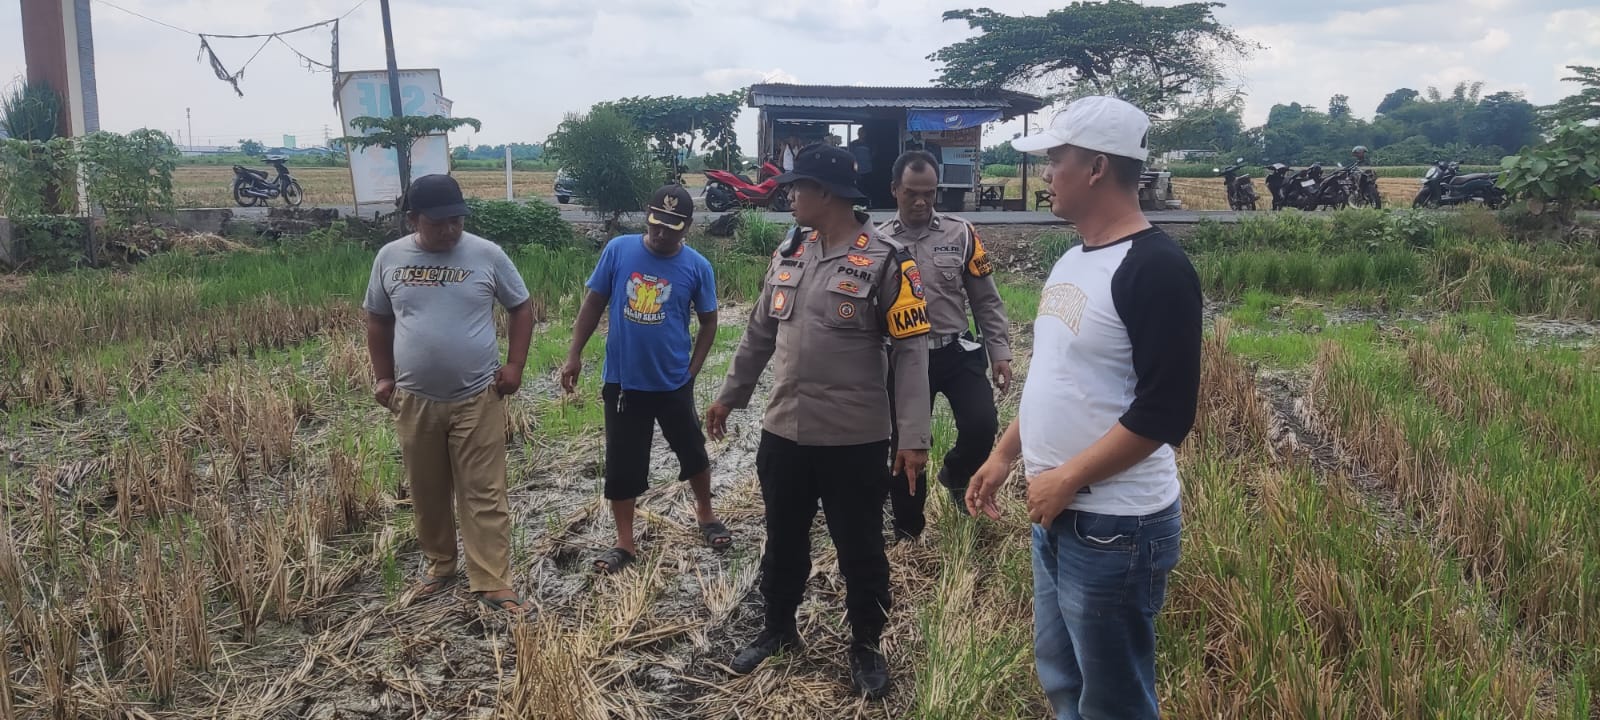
[561,185,727,574]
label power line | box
[93,0,194,35]
[340,0,370,20]
[92,0,366,37]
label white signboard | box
[336,69,451,208]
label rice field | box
[2,211,1598,718]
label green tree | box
[929,1,1255,114]
[1151,94,1245,153]
[1463,91,1538,153]
[544,107,654,230]
[1544,65,1600,127]
[598,91,745,181]
[238,139,265,157]
[982,141,1023,166]
[1376,88,1419,115]
[1328,94,1352,122]
[338,115,483,193]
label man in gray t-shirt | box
[363,174,533,613]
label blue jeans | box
[1032,499,1182,720]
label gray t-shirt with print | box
[363,232,530,402]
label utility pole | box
[379,0,409,194]
[186,107,193,152]
[1021,113,1030,209]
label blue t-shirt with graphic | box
[586,235,718,392]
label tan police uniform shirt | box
[880,214,1012,362]
[717,219,933,449]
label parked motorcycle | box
[1214,159,1258,211]
[1265,163,1294,210]
[1413,160,1505,209]
[232,155,303,207]
[703,161,790,213]
[1311,164,1364,210]
[1271,163,1326,210]
[1348,165,1382,209]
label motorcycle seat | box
[235,166,269,179]
[1450,172,1496,185]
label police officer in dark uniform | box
[706,143,932,699]
[881,150,1013,539]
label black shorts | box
[602,381,711,501]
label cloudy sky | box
[2,0,1596,150]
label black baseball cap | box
[646,184,695,231]
[403,174,469,220]
[773,143,866,199]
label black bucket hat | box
[772,143,866,199]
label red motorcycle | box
[703,161,791,212]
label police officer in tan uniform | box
[881,150,1013,539]
[706,143,932,699]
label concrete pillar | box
[20,0,99,138]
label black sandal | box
[700,521,733,550]
[594,547,636,574]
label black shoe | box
[940,468,970,516]
[849,644,892,699]
[731,627,801,675]
[946,484,970,515]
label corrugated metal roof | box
[754,96,997,109]
[748,84,1047,115]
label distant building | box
[1160,149,1218,164]
[266,146,335,157]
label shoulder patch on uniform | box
[887,263,931,340]
[892,246,924,299]
[966,222,994,277]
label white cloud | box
[1473,29,1511,53]
[702,67,799,86]
[1545,9,1600,50]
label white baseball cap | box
[1012,96,1151,162]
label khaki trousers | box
[391,385,513,592]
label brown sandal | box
[475,591,528,613]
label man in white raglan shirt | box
[965,97,1202,719]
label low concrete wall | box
[147,208,234,234]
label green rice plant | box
[732,209,785,257]
[1310,321,1600,698]
[1032,231,1079,267]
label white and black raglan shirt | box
[1019,227,1202,516]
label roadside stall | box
[748,84,1046,210]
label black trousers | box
[756,431,892,647]
[889,342,1000,538]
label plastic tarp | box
[906,108,1002,131]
